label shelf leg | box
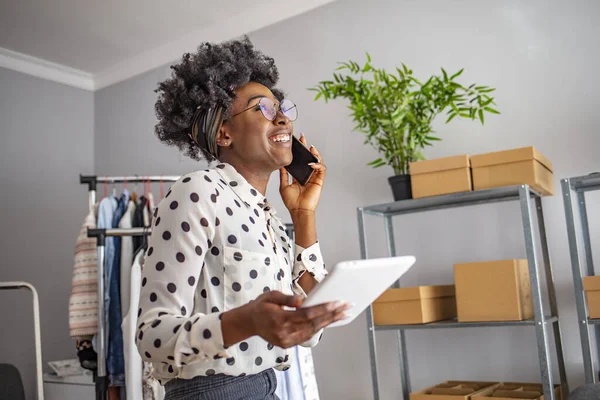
[561,179,595,384]
[535,196,569,396]
[519,185,555,400]
[358,208,380,400]
[384,216,411,400]
[577,191,600,379]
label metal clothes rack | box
[0,281,44,400]
[79,175,180,400]
[357,185,568,400]
[561,173,600,384]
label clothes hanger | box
[131,175,139,203]
[160,175,164,201]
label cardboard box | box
[470,146,554,195]
[373,285,456,325]
[410,381,500,400]
[472,382,562,400]
[583,276,600,319]
[454,260,533,322]
[409,155,472,198]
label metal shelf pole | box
[519,185,555,400]
[576,191,600,373]
[561,178,595,384]
[535,196,569,397]
[358,207,380,400]
[384,215,411,400]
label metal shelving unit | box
[357,184,568,400]
[561,173,600,384]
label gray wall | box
[96,0,600,398]
[0,67,94,399]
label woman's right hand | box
[247,291,349,348]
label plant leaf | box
[450,68,464,80]
[478,109,484,124]
[484,106,500,114]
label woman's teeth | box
[270,134,290,143]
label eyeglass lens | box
[258,98,298,121]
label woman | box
[135,36,349,399]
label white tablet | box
[300,256,416,328]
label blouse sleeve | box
[291,241,328,298]
[291,241,329,347]
[135,176,231,369]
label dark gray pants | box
[164,368,279,400]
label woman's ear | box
[216,124,232,147]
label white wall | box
[95,0,599,399]
[0,67,94,400]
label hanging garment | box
[69,204,99,338]
[119,199,137,317]
[123,247,144,400]
[69,204,100,370]
[144,192,155,227]
[123,246,164,400]
[282,239,320,400]
[107,189,129,387]
[297,345,320,400]
[273,245,320,400]
[96,195,118,350]
[143,361,165,400]
[132,196,149,254]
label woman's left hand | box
[279,134,326,218]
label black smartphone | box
[285,135,319,186]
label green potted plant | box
[309,54,499,201]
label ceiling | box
[0,0,337,90]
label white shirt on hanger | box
[122,248,144,400]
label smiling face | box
[216,82,294,173]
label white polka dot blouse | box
[135,163,329,383]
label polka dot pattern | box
[135,165,330,378]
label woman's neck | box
[219,157,271,196]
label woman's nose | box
[274,110,290,126]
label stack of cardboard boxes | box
[373,259,533,325]
[408,146,554,199]
[410,381,562,400]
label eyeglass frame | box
[226,97,298,122]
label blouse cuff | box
[292,241,328,298]
[174,312,232,367]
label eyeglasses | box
[228,97,298,122]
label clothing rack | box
[79,175,180,400]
